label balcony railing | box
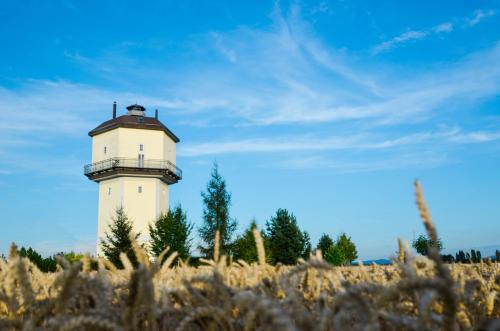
[84,157,182,180]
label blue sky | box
[1,0,499,259]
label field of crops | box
[0,183,498,331]
[0,246,498,330]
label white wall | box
[92,127,177,164]
[96,177,169,256]
[92,129,119,163]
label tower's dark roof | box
[88,115,180,142]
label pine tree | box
[458,250,466,263]
[232,220,271,263]
[471,249,477,263]
[198,162,237,258]
[496,250,500,263]
[317,234,334,256]
[266,208,308,265]
[149,204,192,264]
[19,247,57,272]
[100,207,139,269]
[302,231,312,259]
[465,252,471,263]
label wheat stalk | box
[252,228,266,266]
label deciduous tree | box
[335,233,358,265]
[412,234,443,256]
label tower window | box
[108,187,111,195]
[139,144,144,151]
[104,146,107,154]
[138,186,142,193]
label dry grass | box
[0,182,498,330]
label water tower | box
[84,103,181,255]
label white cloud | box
[1,3,499,177]
[280,152,449,173]
[373,9,496,55]
[372,20,457,55]
[38,5,499,131]
[179,128,490,157]
[467,9,495,26]
[372,30,428,54]
[174,39,500,126]
[434,22,454,33]
[448,131,500,143]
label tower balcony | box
[84,157,182,184]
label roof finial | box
[126,104,146,116]
[112,101,117,119]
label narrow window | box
[139,144,144,151]
[108,187,111,195]
[138,186,142,193]
[104,146,107,154]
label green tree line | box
[99,162,358,268]
[9,162,360,270]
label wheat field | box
[0,183,498,331]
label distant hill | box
[353,259,392,266]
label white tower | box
[84,103,181,255]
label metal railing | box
[84,157,182,179]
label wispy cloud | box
[179,128,500,157]
[373,9,496,55]
[179,132,427,157]
[174,37,500,126]
[466,9,496,26]
[43,5,500,130]
[434,22,454,33]
[372,30,429,54]
[1,3,499,177]
[372,20,457,55]
[280,152,449,173]
[448,131,500,143]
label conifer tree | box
[266,208,308,265]
[100,207,139,269]
[19,247,57,272]
[471,249,477,263]
[198,162,237,258]
[301,231,312,259]
[316,234,334,256]
[232,220,271,263]
[149,204,192,263]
